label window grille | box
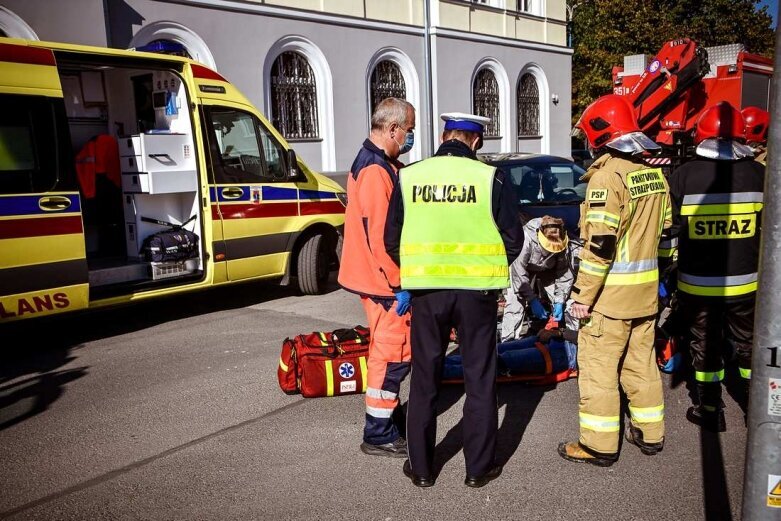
[270,51,319,139]
[518,73,540,136]
[370,61,406,114]
[472,69,500,137]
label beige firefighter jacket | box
[572,153,672,319]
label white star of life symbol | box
[339,362,355,378]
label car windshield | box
[504,160,587,204]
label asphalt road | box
[0,277,750,520]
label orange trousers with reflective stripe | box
[361,297,411,445]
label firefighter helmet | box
[694,102,746,144]
[741,106,770,144]
[573,94,640,149]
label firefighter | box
[670,102,764,432]
[338,97,416,458]
[385,113,523,487]
[559,94,670,467]
[500,215,575,342]
[742,106,770,166]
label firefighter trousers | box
[361,296,411,445]
[679,295,755,410]
[578,311,664,455]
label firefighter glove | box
[395,290,412,316]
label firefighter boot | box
[557,442,617,467]
[624,424,664,455]
[687,382,726,432]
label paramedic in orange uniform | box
[338,97,416,458]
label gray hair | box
[371,97,414,131]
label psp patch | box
[588,189,608,202]
[339,362,355,379]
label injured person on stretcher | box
[442,314,579,385]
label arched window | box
[473,69,500,137]
[370,60,406,114]
[518,73,540,136]
[271,51,319,139]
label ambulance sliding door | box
[200,102,298,282]
[0,43,89,321]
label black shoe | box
[465,465,503,488]
[403,459,435,487]
[686,406,726,433]
[360,438,408,458]
[624,424,664,456]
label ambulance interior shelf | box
[57,59,204,289]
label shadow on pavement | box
[431,381,550,475]
[0,277,338,432]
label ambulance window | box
[0,94,70,194]
[256,122,288,181]
[206,107,283,183]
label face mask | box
[395,129,414,155]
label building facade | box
[0,0,572,173]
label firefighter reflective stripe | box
[400,264,508,279]
[695,369,725,383]
[678,272,758,297]
[739,367,752,379]
[400,243,506,256]
[658,237,678,257]
[682,192,764,205]
[359,356,368,392]
[585,210,620,228]
[629,404,665,423]
[366,405,394,418]
[279,357,289,372]
[318,332,329,346]
[604,258,659,286]
[366,387,397,400]
[580,259,608,277]
[325,360,334,396]
[579,412,621,432]
[680,192,764,216]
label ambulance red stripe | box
[213,202,299,220]
[191,63,228,82]
[0,216,83,240]
[300,201,345,216]
[0,42,56,66]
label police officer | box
[670,102,764,431]
[742,106,770,166]
[385,113,523,487]
[559,94,670,467]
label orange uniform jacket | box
[75,134,121,199]
[338,139,403,298]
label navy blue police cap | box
[441,112,491,133]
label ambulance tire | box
[297,233,329,295]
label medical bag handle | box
[140,214,197,231]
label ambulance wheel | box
[298,233,329,295]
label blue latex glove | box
[659,282,668,299]
[395,290,412,316]
[552,302,565,322]
[530,298,549,320]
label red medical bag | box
[278,326,370,398]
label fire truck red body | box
[611,38,773,159]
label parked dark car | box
[480,153,587,235]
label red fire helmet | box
[694,101,746,144]
[741,106,770,144]
[573,94,640,149]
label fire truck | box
[611,38,773,167]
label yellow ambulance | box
[0,38,346,322]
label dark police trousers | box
[407,289,498,478]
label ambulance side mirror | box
[287,149,303,181]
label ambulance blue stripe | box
[0,194,81,217]
[298,189,337,200]
[262,186,298,200]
